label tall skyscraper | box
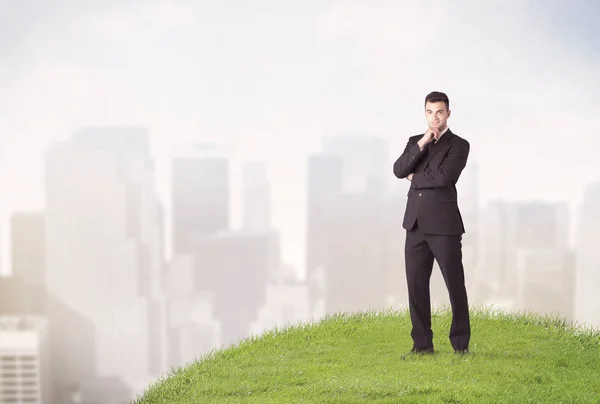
[171,143,230,254]
[164,255,221,370]
[513,202,571,317]
[44,126,164,397]
[10,213,45,289]
[458,159,478,218]
[322,193,388,313]
[0,316,51,404]
[322,135,389,195]
[479,201,517,298]
[192,231,276,345]
[458,159,479,267]
[241,161,271,231]
[575,183,600,329]
[306,136,390,315]
[306,153,343,312]
[381,190,409,308]
[479,200,572,316]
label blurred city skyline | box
[1,123,598,403]
[1,1,600,403]
[2,0,600,276]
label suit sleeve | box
[393,137,426,179]
[410,140,470,189]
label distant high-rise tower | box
[458,159,478,218]
[192,231,276,345]
[322,135,389,195]
[0,316,52,404]
[0,224,3,276]
[479,200,571,317]
[322,193,389,313]
[575,183,600,329]
[306,154,343,312]
[241,161,271,231]
[171,143,230,254]
[11,213,45,289]
[306,136,389,313]
[45,126,164,396]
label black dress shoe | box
[401,347,435,360]
[454,348,469,355]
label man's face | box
[425,101,451,130]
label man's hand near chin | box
[407,173,414,181]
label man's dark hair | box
[425,91,449,110]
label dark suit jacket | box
[393,129,469,235]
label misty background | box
[1,1,599,403]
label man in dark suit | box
[393,91,471,357]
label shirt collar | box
[435,126,449,143]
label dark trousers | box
[405,222,470,350]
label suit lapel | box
[423,128,453,169]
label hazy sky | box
[1,0,599,274]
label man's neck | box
[435,126,449,143]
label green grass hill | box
[132,306,600,403]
